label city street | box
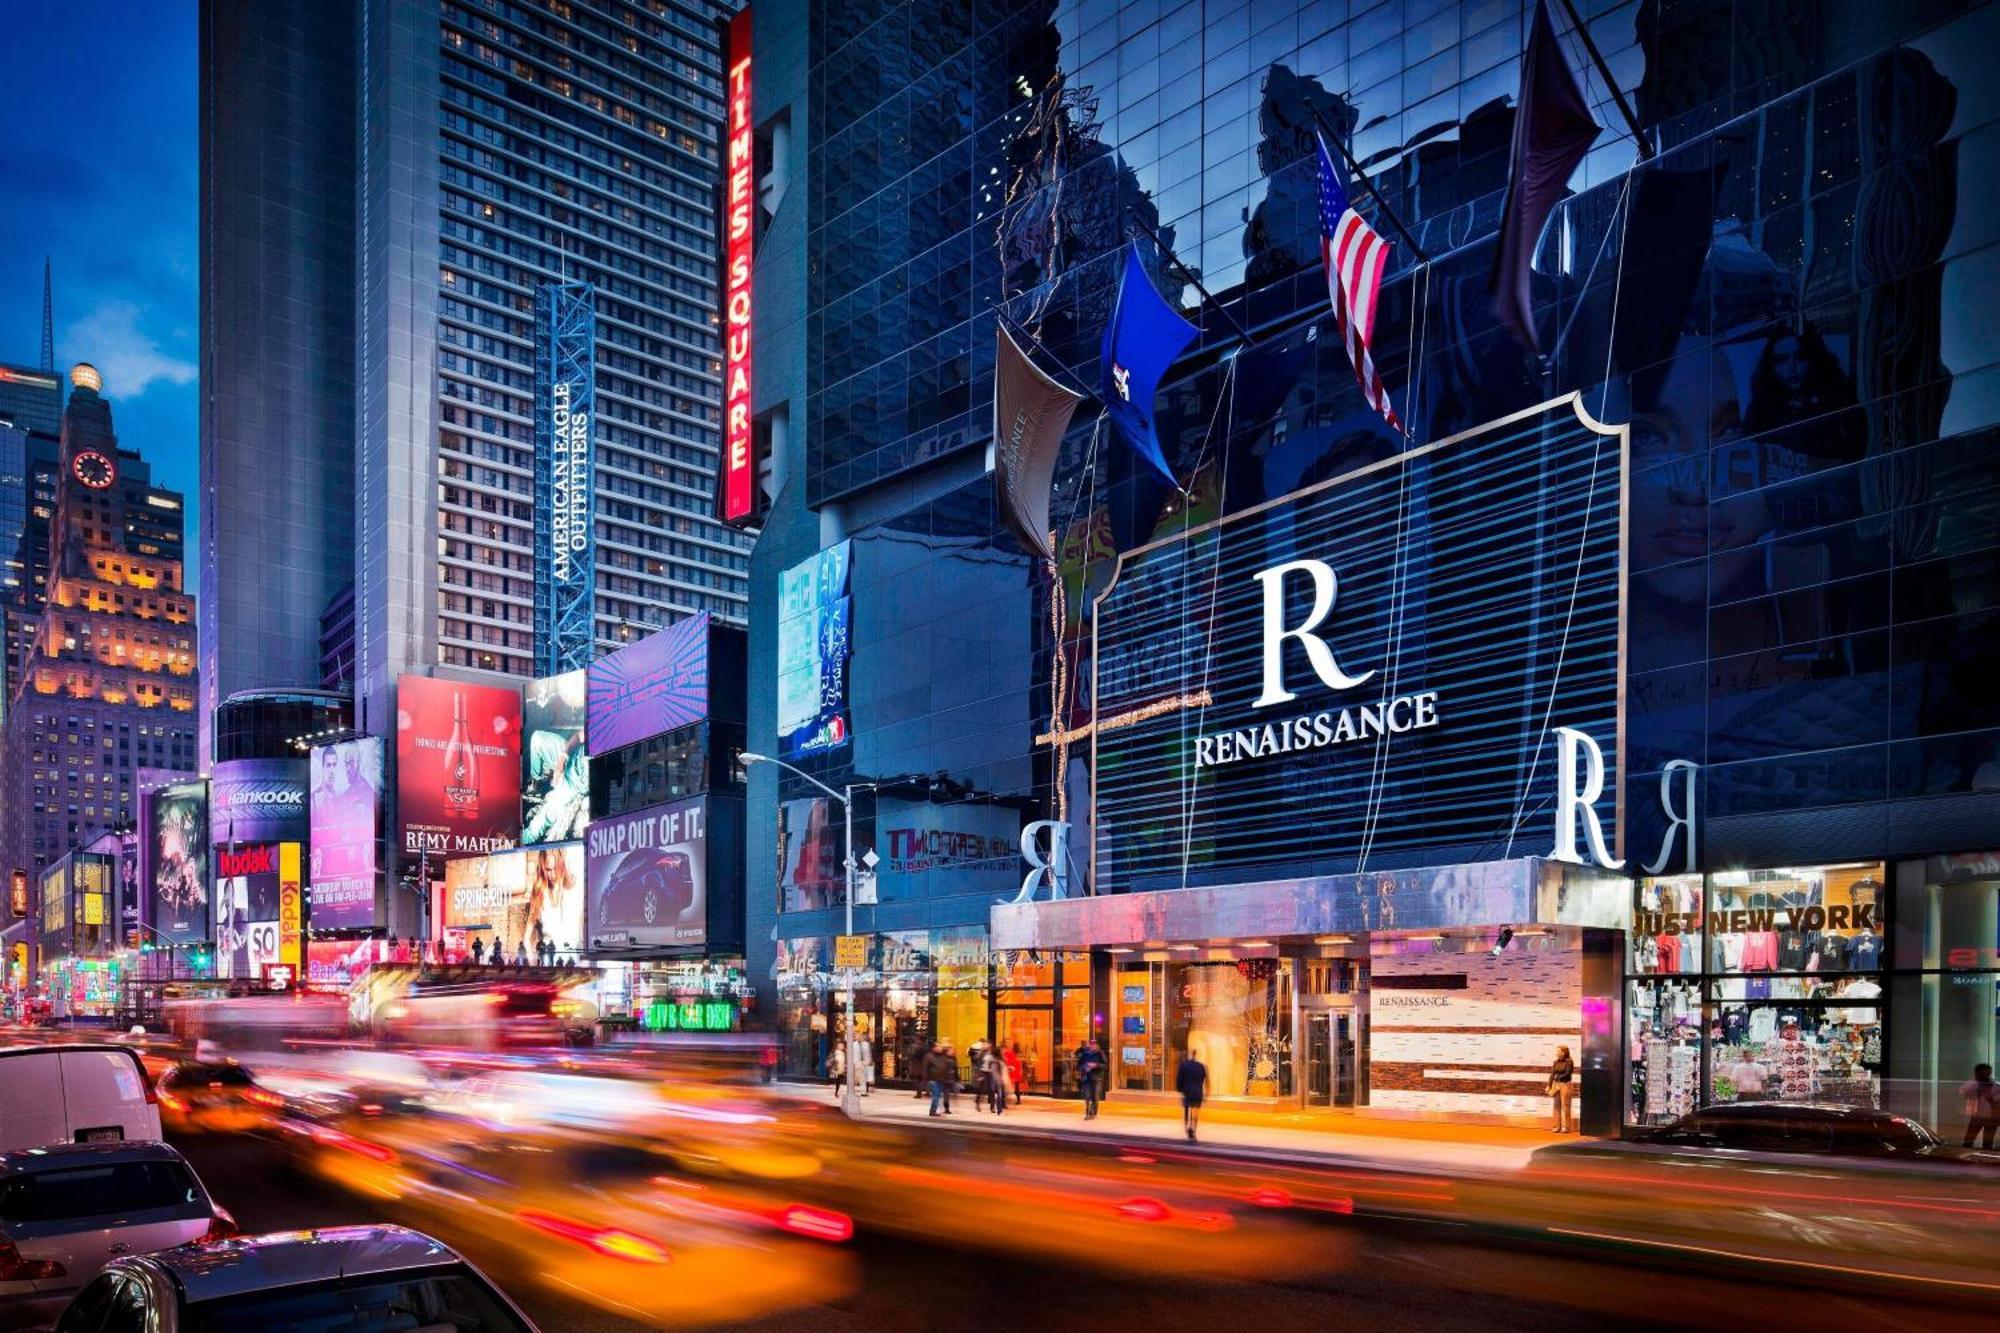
[168,1118,1993,1333]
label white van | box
[0,1046,162,1152]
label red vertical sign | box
[720,8,756,522]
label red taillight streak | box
[1116,1197,1172,1221]
[243,1088,284,1109]
[513,1209,670,1265]
[773,1204,853,1242]
[308,1125,395,1163]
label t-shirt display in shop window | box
[1705,863,1884,976]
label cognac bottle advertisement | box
[396,675,523,856]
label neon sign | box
[719,7,756,523]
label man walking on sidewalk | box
[1075,1039,1106,1119]
[925,1042,956,1116]
[1176,1048,1208,1141]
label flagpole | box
[1552,0,1653,160]
[1307,109,1428,263]
[1125,219,1251,343]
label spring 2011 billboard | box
[310,736,383,930]
[523,671,589,843]
[439,843,585,963]
[148,780,209,944]
[586,613,708,755]
[397,676,521,857]
[584,796,706,950]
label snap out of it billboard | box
[584,796,707,951]
[1090,396,1626,895]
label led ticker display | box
[718,6,756,523]
[1092,397,1625,894]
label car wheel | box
[642,884,661,925]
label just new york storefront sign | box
[1090,396,1628,895]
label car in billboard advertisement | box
[216,843,286,980]
[585,797,706,951]
[148,780,209,944]
[586,612,708,755]
[208,757,309,846]
[310,736,383,930]
[397,675,522,857]
[438,844,584,964]
[522,670,588,844]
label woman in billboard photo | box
[513,846,583,961]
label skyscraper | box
[3,365,197,879]
[200,0,749,751]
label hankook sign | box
[1091,396,1626,894]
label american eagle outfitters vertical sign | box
[534,280,597,676]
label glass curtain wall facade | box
[750,1,2000,1122]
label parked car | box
[592,849,694,935]
[0,1142,231,1329]
[51,1225,536,1332]
[0,1046,160,1154]
[1632,1101,1997,1164]
[154,1061,285,1135]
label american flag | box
[1316,133,1401,432]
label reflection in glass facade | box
[748,1,2000,1117]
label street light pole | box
[740,752,866,1119]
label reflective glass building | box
[743,1,2000,1135]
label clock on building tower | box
[72,449,116,490]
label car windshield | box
[184,1266,531,1333]
[0,1160,203,1223]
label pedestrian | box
[1548,1045,1577,1133]
[1175,1048,1208,1141]
[982,1043,1009,1116]
[853,1032,874,1097]
[924,1041,955,1116]
[470,935,485,966]
[1959,1063,1998,1148]
[512,941,528,968]
[827,1042,847,1099]
[907,1037,929,1098]
[1002,1042,1026,1105]
[969,1037,993,1111]
[1075,1039,1106,1119]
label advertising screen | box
[777,541,850,756]
[208,757,309,846]
[873,798,1021,903]
[586,613,708,755]
[439,844,584,963]
[397,676,521,857]
[309,736,383,930]
[39,865,65,941]
[10,869,26,920]
[216,843,285,981]
[305,937,386,991]
[585,797,706,950]
[777,796,842,912]
[149,780,209,944]
[522,671,589,843]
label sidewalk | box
[783,1083,1565,1175]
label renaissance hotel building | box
[733,0,2000,1136]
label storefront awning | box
[989,857,1626,951]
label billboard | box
[149,780,209,944]
[522,671,589,844]
[209,757,309,846]
[585,796,707,950]
[439,844,585,963]
[39,865,65,942]
[776,541,850,756]
[309,736,383,930]
[777,796,843,912]
[534,280,597,675]
[873,798,1021,903]
[586,613,708,755]
[216,843,286,981]
[396,676,521,857]
[718,6,756,523]
[305,937,386,990]
[9,869,24,920]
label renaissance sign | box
[1092,396,1627,894]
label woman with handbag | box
[1548,1046,1577,1132]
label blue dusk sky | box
[0,1,198,585]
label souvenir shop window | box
[1706,863,1884,973]
[1632,875,1703,976]
[1627,978,1703,1125]
[1704,994,1881,1109]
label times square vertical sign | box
[718,7,756,524]
[534,279,596,675]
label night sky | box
[0,1,198,586]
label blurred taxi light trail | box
[157,1090,188,1113]
[1545,1227,2000,1294]
[309,1125,395,1163]
[774,1204,854,1243]
[1118,1154,1157,1164]
[1533,1168,2000,1221]
[514,1209,672,1265]
[1249,1187,1293,1208]
[1116,1198,1172,1221]
[881,1164,1233,1230]
[244,1088,284,1108]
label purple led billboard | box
[587,612,709,755]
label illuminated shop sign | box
[1091,396,1626,894]
[718,6,756,523]
[534,280,596,675]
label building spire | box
[40,257,53,372]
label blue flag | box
[1100,243,1198,485]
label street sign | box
[854,871,878,905]
[833,934,868,969]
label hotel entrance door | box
[1304,1007,1361,1107]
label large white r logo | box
[1252,559,1375,707]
